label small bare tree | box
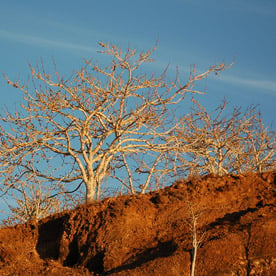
[1,158,81,224]
[186,202,206,276]
[242,113,276,173]
[170,99,276,177]
[0,42,229,205]
[3,179,61,224]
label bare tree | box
[0,42,229,204]
[0,155,81,224]
[2,178,61,224]
[242,113,276,173]
[186,202,206,276]
[170,99,276,177]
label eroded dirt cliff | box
[0,171,275,275]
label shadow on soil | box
[105,240,178,275]
[36,214,69,260]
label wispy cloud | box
[137,56,276,94]
[0,29,98,53]
[217,74,276,94]
[1,30,275,94]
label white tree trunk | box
[191,242,197,276]
[85,179,96,203]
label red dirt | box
[0,171,275,275]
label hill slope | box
[0,171,276,275]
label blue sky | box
[0,1,276,218]
[0,0,275,122]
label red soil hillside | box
[0,171,276,275]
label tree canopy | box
[0,43,230,206]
